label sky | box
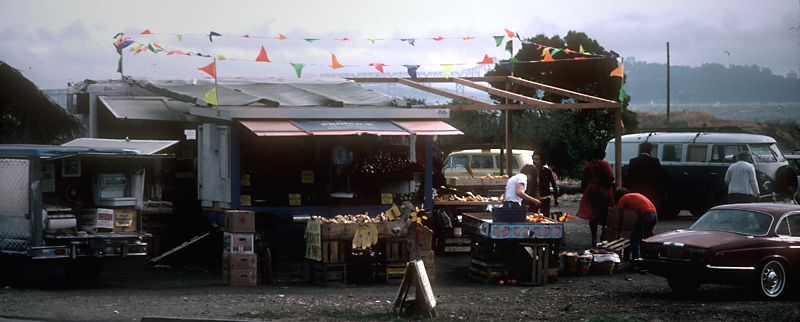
[1,0,798,89]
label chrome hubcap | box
[761,262,784,296]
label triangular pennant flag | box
[493,36,505,47]
[400,38,415,46]
[112,32,123,40]
[462,36,475,40]
[134,46,146,55]
[618,87,627,102]
[336,37,350,41]
[152,43,166,51]
[275,34,287,40]
[432,36,445,41]
[610,63,624,77]
[176,34,183,42]
[242,34,253,38]
[166,50,188,56]
[204,87,218,106]
[441,64,453,78]
[147,43,162,53]
[368,63,386,73]
[509,57,519,64]
[209,31,222,42]
[304,38,319,43]
[198,61,217,78]
[290,63,305,78]
[503,28,516,38]
[255,46,270,62]
[477,54,493,64]
[564,48,576,54]
[579,45,585,54]
[217,55,226,61]
[542,48,555,62]
[329,53,344,69]
[129,43,144,53]
[550,48,562,56]
[403,65,419,79]
[367,38,383,43]
[140,29,152,35]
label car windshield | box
[690,209,773,236]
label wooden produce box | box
[224,210,255,233]
[320,240,349,264]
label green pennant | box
[618,87,626,102]
[290,63,305,78]
[509,57,520,64]
[304,38,319,43]
[550,48,562,56]
[493,36,505,47]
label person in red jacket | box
[615,188,658,259]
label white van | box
[606,132,797,217]
[442,149,534,183]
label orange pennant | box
[275,34,287,40]
[198,60,217,78]
[255,46,270,62]
[542,48,555,62]
[462,36,475,40]
[329,53,344,69]
[140,29,152,35]
[504,28,516,38]
[477,54,493,64]
[610,63,624,77]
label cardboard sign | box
[301,170,314,184]
[381,193,394,205]
[393,260,436,318]
[288,193,302,206]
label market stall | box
[462,211,563,286]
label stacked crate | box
[381,237,409,284]
[222,210,257,286]
[310,223,350,286]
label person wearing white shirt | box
[503,164,542,208]
[724,151,760,203]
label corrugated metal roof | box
[62,138,178,155]
[98,96,203,122]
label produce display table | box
[432,201,501,253]
[461,212,563,285]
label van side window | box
[776,217,790,236]
[449,155,468,169]
[711,145,746,163]
[749,144,777,163]
[662,144,683,162]
[494,155,520,170]
[788,215,800,237]
[470,155,494,169]
[686,145,708,162]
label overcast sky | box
[1,0,798,89]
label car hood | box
[643,229,750,249]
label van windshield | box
[749,144,782,163]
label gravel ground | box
[2,197,800,321]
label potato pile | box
[481,174,508,179]
[435,191,488,202]
[526,212,556,224]
[311,213,392,223]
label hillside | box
[636,110,800,151]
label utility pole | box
[666,41,671,127]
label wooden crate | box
[383,237,408,263]
[439,236,471,254]
[470,237,499,262]
[320,240,349,264]
[517,243,549,286]
[469,258,508,283]
[310,261,347,286]
[385,263,407,284]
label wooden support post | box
[614,105,623,188]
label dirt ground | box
[2,197,800,322]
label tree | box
[442,31,636,178]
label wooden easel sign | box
[393,260,436,318]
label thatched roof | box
[0,61,83,144]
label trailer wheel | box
[64,257,104,285]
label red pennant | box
[140,29,152,35]
[337,37,350,41]
[255,46,270,62]
[504,28,516,38]
[564,49,576,54]
[242,34,252,38]
[198,61,217,78]
[432,36,445,41]
[477,54,493,64]
[368,63,385,73]
[275,34,287,40]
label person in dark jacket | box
[626,142,666,214]
[525,152,559,218]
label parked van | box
[442,148,534,183]
[606,132,797,217]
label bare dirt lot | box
[2,198,800,321]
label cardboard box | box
[223,232,255,254]
[223,268,258,286]
[95,208,114,231]
[222,252,258,270]
[224,210,255,232]
[113,208,138,233]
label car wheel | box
[667,277,700,295]
[757,259,787,299]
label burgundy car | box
[637,203,800,299]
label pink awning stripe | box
[393,120,463,135]
[239,120,308,136]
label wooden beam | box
[396,78,495,106]
[507,76,618,104]
[615,105,623,188]
[451,77,554,106]
[346,76,507,83]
